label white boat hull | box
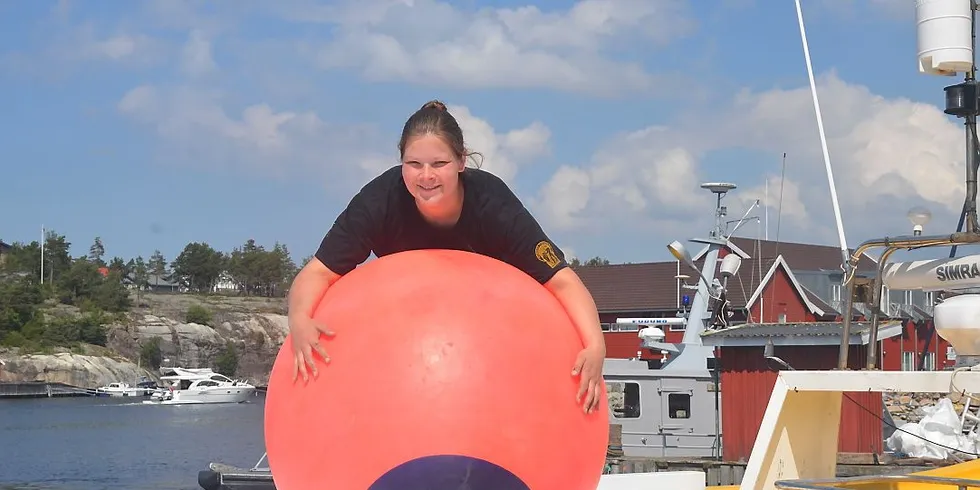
[95,382,149,397]
[145,386,256,405]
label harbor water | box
[0,394,266,489]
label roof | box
[574,261,679,313]
[694,237,879,273]
[123,273,178,287]
[575,235,880,315]
[0,240,10,251]
[575,255,783,313]
[700,321,902,347]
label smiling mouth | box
[418,185,440,192]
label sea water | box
[0,394,266,489]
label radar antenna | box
[701,182,737,238]
[833,0,980,370]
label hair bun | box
[421,100,448,112]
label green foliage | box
[0,311,109,348]
[171,242,226,293]
[1,330,27,347]
[0,275,42,333]
[227,240,298,297]
[213,341,239,377]
[41,312,109,346]
[140,336,163,369]
[185,304,212,326]
[56,259,132,312]
[569,256,611,267]
[0,230,300,351]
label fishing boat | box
[198,1,980,488]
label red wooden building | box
[699,322,901,461]
[575,237,951,371]
[573,236,955,461]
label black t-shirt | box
[315,165,568,284]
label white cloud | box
[299,0,694,96]
[736,175,808,225]
[449,104,551,183]
[116,87,550,191]
[116,85,389,188]
[532,126,706,233]
[531,71,965,248]
[718,74,964,217]
[180,30,217,77]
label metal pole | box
[837,231,980,369]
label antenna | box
[831,1,980,370]
[917,0,980,254]
[701,182,737,238]
[795,0,849,270]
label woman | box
[287,100,606,413]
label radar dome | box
[638,327,666,341]
[917,0,974,76]
[934,294,980,358]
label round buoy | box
[264,249,609,490]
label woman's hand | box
[289,313,335,382]
[572,343,605,413]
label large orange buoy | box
[264,249,609,490]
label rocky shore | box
[0,293,290,389]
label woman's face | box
[401,133,465,218]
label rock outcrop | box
[105,312,290,387]
[0,308,291,388]
[0,352,153,388]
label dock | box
[0,382,96,398]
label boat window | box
[668,393,690,419]
[606,381,640,419]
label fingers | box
[571,351,586,376]
[584,378,601,413]
[289,321,336,384]
[294,352,309,383]
[576,375,588,403]
[312,342,331,365]
[316,323,336,337]
[302,342,318,378]
[579,376,597,413]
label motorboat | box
[145,367,256,405]
[94,382,144,397]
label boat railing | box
[251,452,269,471]
[775,474,980,489]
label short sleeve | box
[491,190,568,285]
[315,183,386,276]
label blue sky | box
[0,0,968,266]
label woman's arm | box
[482,173,606,412]
[288,257,341,321]
[289,173,387,382]
[287,258,342,381]
[545,267,606,413]
[544,267,606,352]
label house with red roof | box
[576,236,950,372]
[580,236,948,462]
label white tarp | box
[885,397,980,460]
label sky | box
[0,0,971,266]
